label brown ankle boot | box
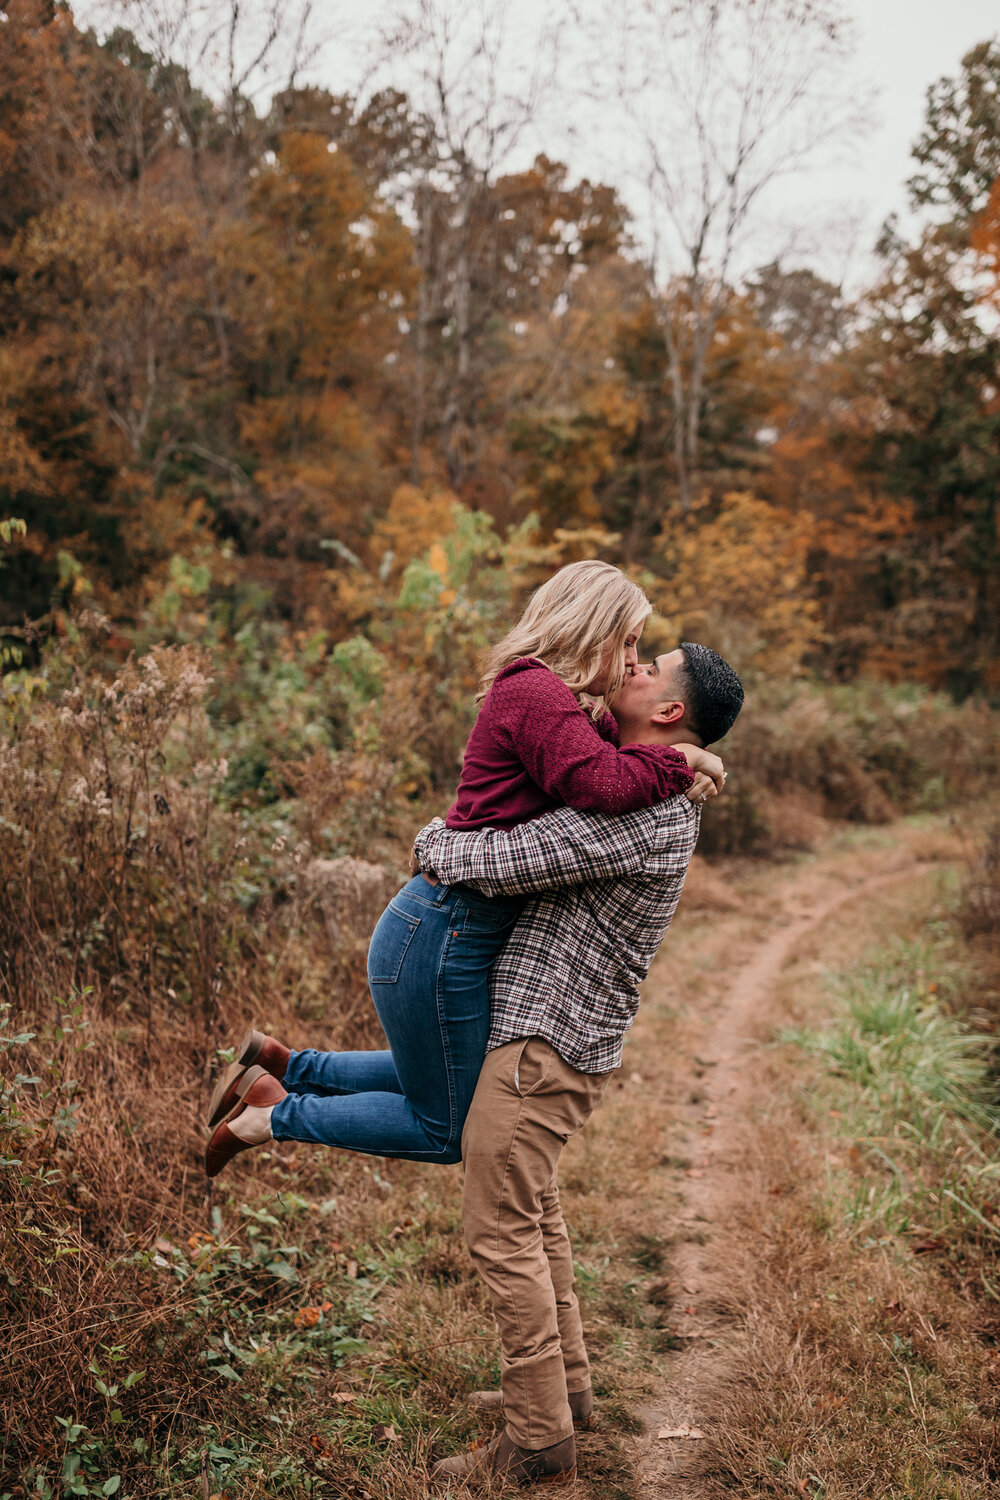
[204,1066,286,1178]
[431,1428,576,1487]
[237,1028,290,1080]
[207,1031,290,1128]
[568,1387,595,1429]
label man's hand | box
[686,770,719,805]
[410,818,446,883]
[674,743,727,806]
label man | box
[413,642,744,1487]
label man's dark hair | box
[677,642,744,745]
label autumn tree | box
[839,41,1000,693]
[368,0,564,490]
[587,0,860,512]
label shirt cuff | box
[413,817,446,872]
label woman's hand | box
[674,743,727,805]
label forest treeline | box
[2,1,1000,697]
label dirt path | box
[613,838,946,1497]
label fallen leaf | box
[911,1238,946,1255]
[372,1424,397,1443]
[295,1306,321,1328]
[346,1258,359,1279]
[310,1435,330,1455]
[657,1424,704,1440]
[328,1393,358,1405]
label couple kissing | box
[204,559,744,1487]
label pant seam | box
[491,1076,538,1450]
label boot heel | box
[238,1029,265,1066]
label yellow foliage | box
[428,542,449,582]
[663,492,820,673]
[370,486,459,579]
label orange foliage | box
[370,485,460,580]
[662,491,820,673]
[971,178,1000,312]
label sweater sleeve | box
[488,660,694,814]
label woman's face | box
[585,624,643,696]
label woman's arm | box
[490,661,696,813]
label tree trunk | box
[660,294,692,512]
[410,188,432,483]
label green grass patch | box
[786,937,1000,1261]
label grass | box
[0,1002,682,1498]
[699,916,1000,1498]
[790,938,999,1255]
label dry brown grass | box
[698,1121,1000,1497]
[665,849,1000,1500]
[0,646,665,1498]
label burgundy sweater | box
[445,658,695,831]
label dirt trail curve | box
[626,852,937,1499]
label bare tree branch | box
[585,0,865,508]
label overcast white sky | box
[83,0,1000,290]
[314,0,1000,291]
[808,0,1000,284]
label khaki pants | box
[461,1037,614,1450]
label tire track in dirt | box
[627,855,938,1498]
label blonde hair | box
[479,560,651,708]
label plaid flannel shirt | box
[412,796,700,1074]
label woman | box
[205,560,724,1176]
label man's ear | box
[650,699,685,727]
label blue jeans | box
[269,876,522,1163]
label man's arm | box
[412,802,689,897]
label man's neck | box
[616,721,690,749]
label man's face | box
[609,648,686,728]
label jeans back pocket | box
[368,904,421,984]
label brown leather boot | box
[431,1429,576,1487]
[208,1030,290,1126]
[237,1028,291,1080]
[468,1387,595,1430]
[205,1066,287,1178]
